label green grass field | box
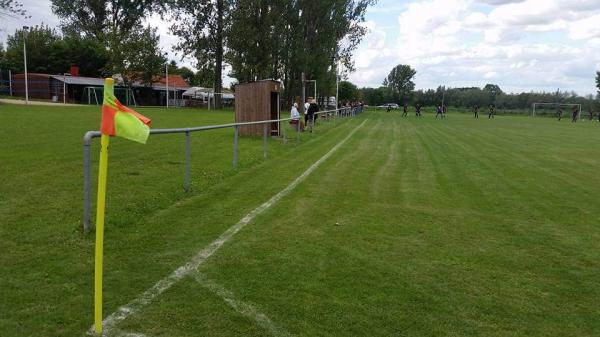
[1,105,600,337]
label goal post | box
[532,102,582,119]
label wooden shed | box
[235,80,281,136]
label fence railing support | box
[233,125,239,169]
[82,131,97,233]
[184,131,191,192]
[282,121,287,144]
[263,123,268,159]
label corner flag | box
[94,78,151,334]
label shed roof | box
[50,75,106,86]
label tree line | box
[1,0,377,108]
[341,63,600,112]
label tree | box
[483,83,502,104]
[50,34,109,77]
[0,43,7,73]
[596,71,600,96]
[122,26,167,86]
[170,0,227,108]
[383,64,416,104]
[51,0,161,76]
[3,26,110,77]
[0,0,28,18]
[338,81,359,102]
[4,25,60,73]
[226,0,376,105]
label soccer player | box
[557,107,563,121]
[436,105,443,118]
[488,104,495,119]
[307,99,319,132]
[588,108,594,121]
[473,105,479,119]
[415,103,422,117]
[571,105,579,123]
[402,103,408,117]
[442,104,447,118]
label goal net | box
[532,103,582,120]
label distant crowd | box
[289,99,364,132]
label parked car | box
[377,103,399,109]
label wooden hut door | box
[270,92,279,135]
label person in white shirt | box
[290,103,302,131]
[304,100,310,125]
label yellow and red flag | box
[95,78,151,334]
[101,78,151,143]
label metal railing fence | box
[82,107,357,232]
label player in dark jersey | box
[571,105,579,123]
[415,103,422,117]
[442,105,447,118]
[588,108,593,121]
[402,103,408,117]
[473,105,479,118]
[488,104,495,119]
[557,106,563,121]
[436,105,443,118]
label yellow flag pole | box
[94,133,109,334]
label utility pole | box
[301,72,306,114]
[63,73,67,104]
[165,63,169,109]
[336,64,339,110]
[23,26,29,105]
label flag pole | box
[94,133,109,334]
[94,79,113,334]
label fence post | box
[233,125,239,169]
[282,121,287,144]
[184,131,191,192]
[8,69,12,96]
[83,133,93,232]
[263,123,268,159]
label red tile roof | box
[153,75,190,88]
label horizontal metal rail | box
[82,107,353,232]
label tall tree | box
[4,25,60,73]
[122,26,167,86]
[51,34,109,77]
[51,0,160,75]
[383,64,416,104]
[3,25,109,76]
[226,0,376,104]
[596,71,600,96]
[170,0,227,108]
[338,80,359,102]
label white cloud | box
[349,0,600,95]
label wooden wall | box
[235,80,280,136]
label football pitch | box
[1,105,600,336]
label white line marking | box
[92,119,367,336]
[194,273,292,337]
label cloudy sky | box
[2,0,600,95]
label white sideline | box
[91,119,368,336]
[194,273,292,337]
